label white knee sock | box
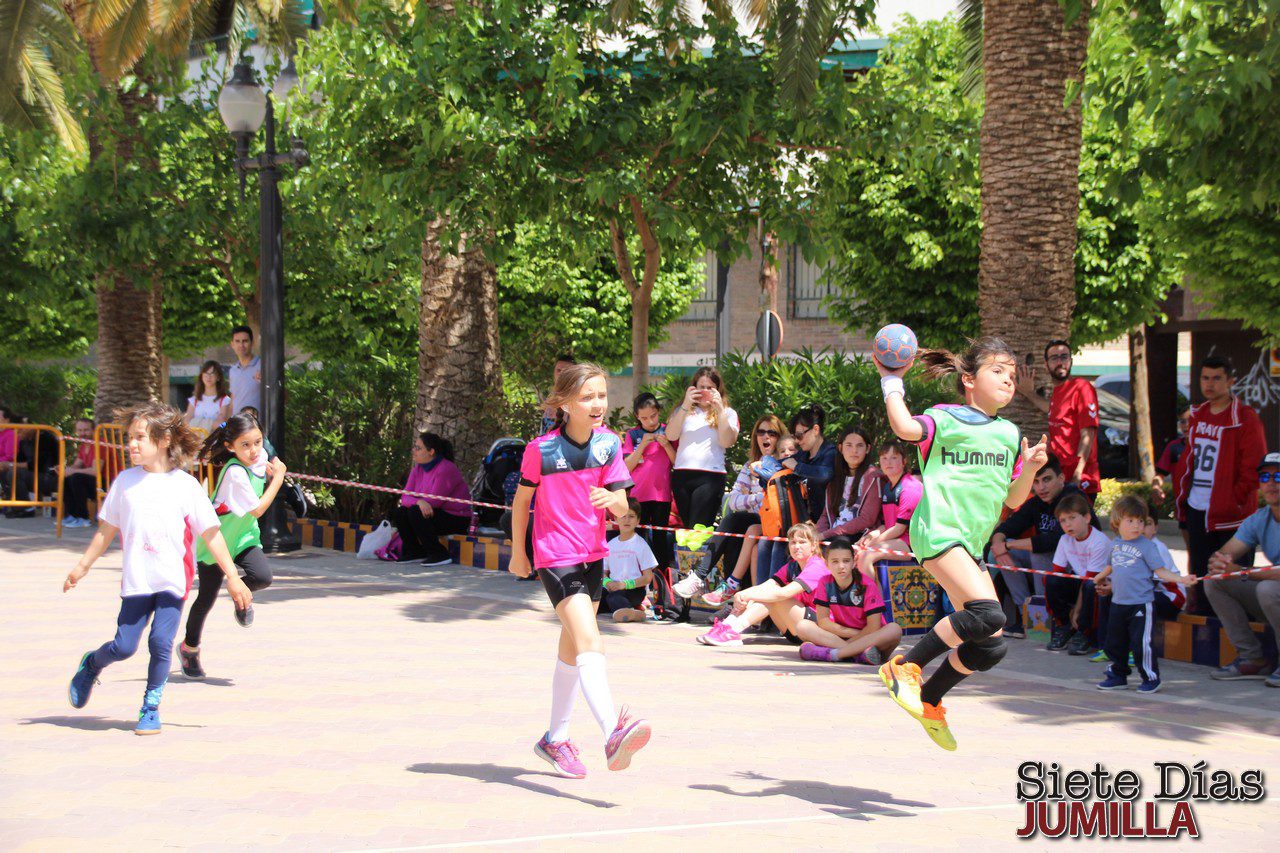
[547,659,578,743]
[575,652,619,735]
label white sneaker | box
[672,574,707,600]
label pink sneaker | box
[534,735,587,779]
[702,584,735,607]
[604,707,651,771]
[695,619,724,645]
[702,621,743,647]
[799,642,836,662]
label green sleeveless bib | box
[196,459,265,563]
[908,405,1022,562]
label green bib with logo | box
[909,405,1022,562]
[196,459,265,563]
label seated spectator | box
[818,425,882,541]
[988,455,1099,638]
[0,407,28,516]
[695,522,843,648]
[756,404,837,580]
[601,499,658,623]
[798,537,903,664]
[1204,452,1280,687]
[854,440,922,579]
[184,360,233,434]
[390,431,473,566]
[674,416,788,604]
[62,418,99,528]
[1044,492,1111,655]
[622,393,675,579]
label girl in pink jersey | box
[800,538,903,664]
[510,363,652,779]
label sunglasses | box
[756,428,780,438]
[1261,472,1279,483]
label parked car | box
[1093,372,1190,407]
[1094,387,1131,480]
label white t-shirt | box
[187,394,231,434]
[604,534,658,583]
[98,467,220,599]
[1051,527,1112,578]
[212,461,265,517]
[672,407,740,474]
[834,476,857,527]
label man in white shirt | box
[228,325,262,414]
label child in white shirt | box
[604,499,658,623]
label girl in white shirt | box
[184,360,233,435]
[64,402,251,736]
[665,367,740,535]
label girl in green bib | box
[874,337,1048,751]
[179,412,287,679]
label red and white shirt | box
[1048,377,1100,493]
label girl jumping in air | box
[179,412,287,679]
[64,403,253,735]
[876,337,1048,751]
[509,362,652,780]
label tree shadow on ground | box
[689,770,933,820]
[20,715,204,731]
[407,762,617,809]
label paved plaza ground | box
[2,516,1276,851]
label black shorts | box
[538,560,604,607]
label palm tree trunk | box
[978,0,1090,432]
[417,219,503,469]
[88,86,166,419]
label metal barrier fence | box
[93,424,216,500]
[0,423,65,535]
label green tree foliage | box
[1089,0,1280,335]
[812,16,1178,352]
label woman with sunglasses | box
[757,404,837,581]
[674,414,787,603]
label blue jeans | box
[91,592,184,700]
[755,539,790,585]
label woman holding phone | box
[665,367,740,537]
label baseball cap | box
[1258,452,1280,472]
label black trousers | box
[1185,507,1252,614]
[695,511,761,582]
[670,469,725,531]
[392,504,471,562]
[637,500,673,572]
[1044,574,1079,628]
[1104,601,1159,682]
[185,547,274,647]
[64,472,97,519]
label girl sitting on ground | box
[799,537,903,664]
[855,440,922,577]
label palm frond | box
[957,0,983,99]
[19,42,86,154]
[149,0,200,40]
[94,0,152,79]
[74,0,137,35]
[734,0,772,30]
[608,0,641,26]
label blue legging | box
[91,592,184,702]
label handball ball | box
[873,324,918,369]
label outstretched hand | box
[873,356,914,379]
[1021,434,1049,471]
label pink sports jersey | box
[519,427,633,569]
[769,553,832,609]
[815,573,886,630]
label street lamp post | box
[219,59,307,553]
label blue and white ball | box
[873,324,918,369]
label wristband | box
[880,375,905,400]
[623,578,637,590]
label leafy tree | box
[813,16,1176,352]
[1089,0,1280,335]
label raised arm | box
[1005,435,1049,508]
[875,359,924,442]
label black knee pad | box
[957,636,1008,672]
[949,599,1006,642]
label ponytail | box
[918,336,1017,396]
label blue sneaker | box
[1089,650,1111,663]
[1137,680,1162,695]
[68,651,100,709]
[1096,668,1129,690]
[135,705,161,735]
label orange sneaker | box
[917,702,957,751]
[879,654,924,717]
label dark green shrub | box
[0,363,95,431]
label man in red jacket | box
[1016,339,1100,497]
[1175,354,1267,613]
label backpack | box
[759,470,808,538]
[471,438,526,529]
